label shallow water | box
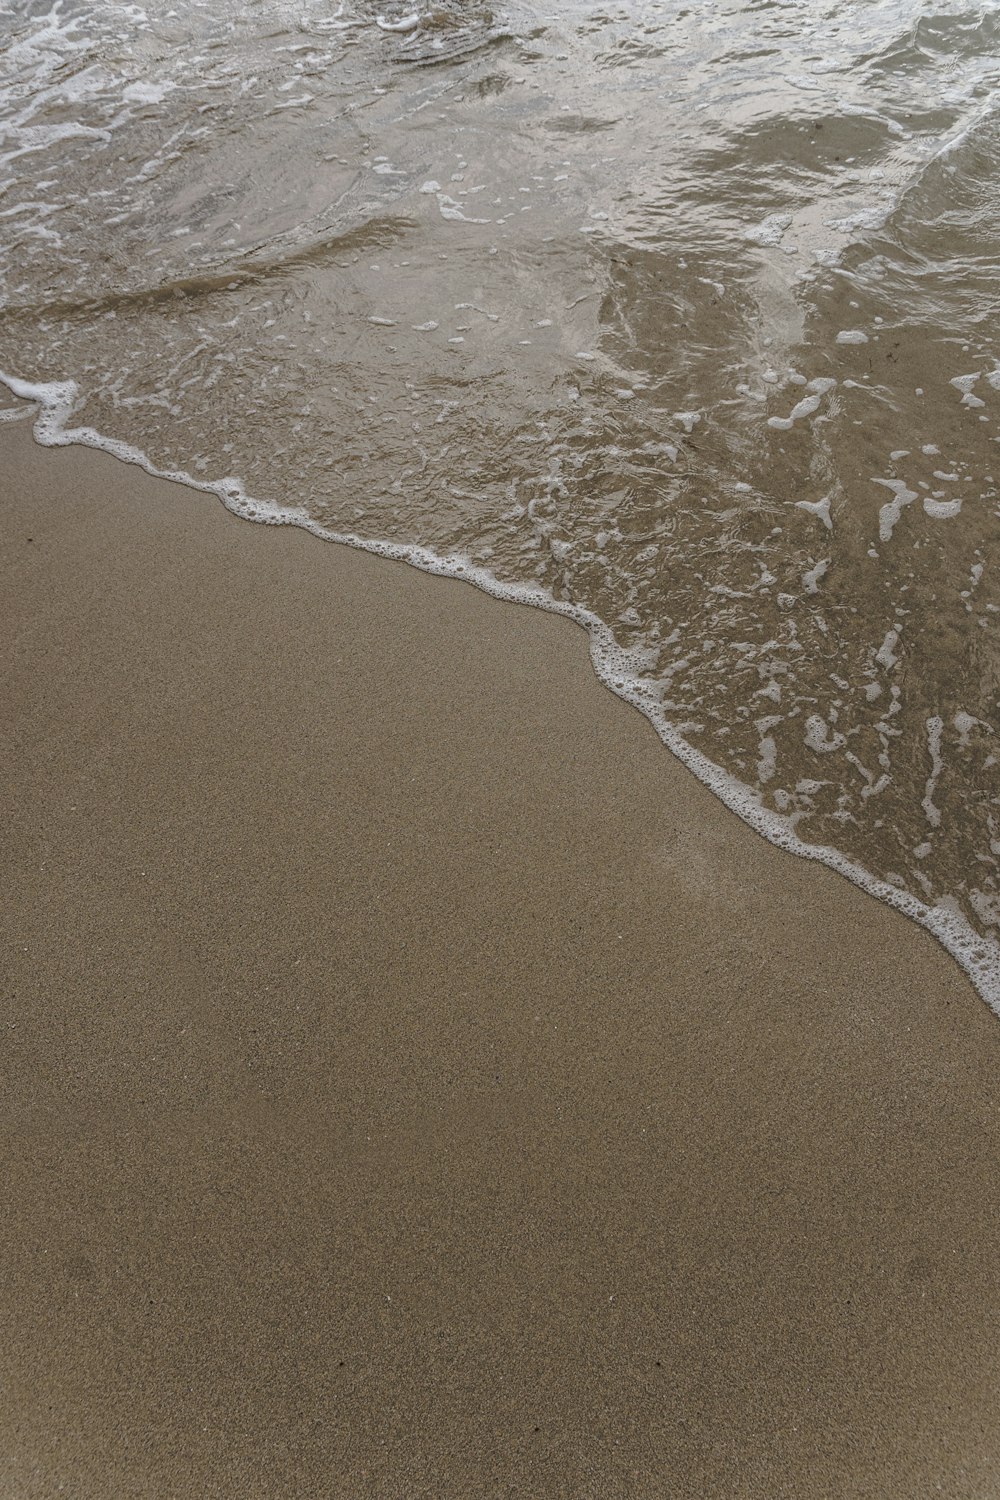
[3,0,1000,1004]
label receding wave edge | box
[4,365,998,1017]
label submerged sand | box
[3,420,1000,1498]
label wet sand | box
[3,418,1000,1499]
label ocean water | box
[3,0,1000,1007]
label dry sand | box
[3,418,1000,1498]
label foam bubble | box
[923,496,963,520]
[875,628,900,671]
[922,717,944,829]
[768,378,836,431]
[951,373,986,409]
[872,477,917,542]
[796,495,833,530]
[802,557,830,594]
[376,13,421,33]
[744,212,792,247]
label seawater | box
[3,0,1000,1008]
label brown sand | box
[2,418,1000,1499]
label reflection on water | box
[3,0,1000,1001]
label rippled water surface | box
[3,0,1000,1001]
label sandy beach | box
[3,417,1000,1498]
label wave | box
[4,363,999,1018]
[0,213,418,320]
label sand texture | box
[3,420,1000,1498]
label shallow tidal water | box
[3,0,1000,1003]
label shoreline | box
[4,420,1000,1497]
[3,371,997,1013]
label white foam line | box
[4,366,999,1017]
[0,400,35,424]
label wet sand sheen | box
[3,420,1000,1498]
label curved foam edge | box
[4,365,999,1017]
